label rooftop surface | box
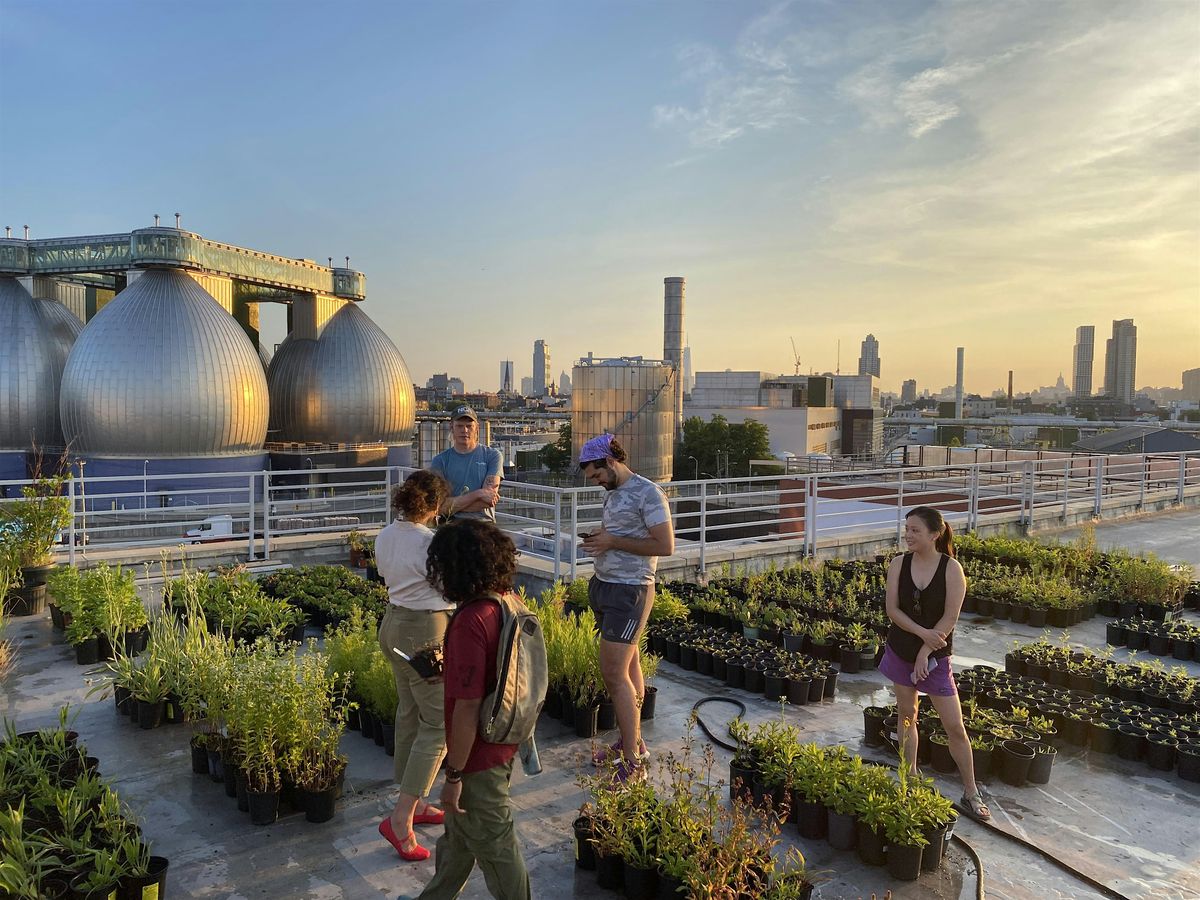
[4,508,1200,900]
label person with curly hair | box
[405,518,530,900]
[376,470,453,862]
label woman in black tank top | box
[881,507,991,822]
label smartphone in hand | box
[911,656,939,684]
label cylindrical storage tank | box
[415,420,444,467]
[267,303,415,445]
[571,358,674,483]
[0,278,82,449]
[59,269,269,456]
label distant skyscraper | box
[558,370,572,396]
[520,375,535,396]
[858,334,881,378]
[532,339,550,397]
[901,379,917,404]
[1102,319,1137,403]
[499,360,514,394]
[1073,325,1095,398]
[1184,368,1200,403]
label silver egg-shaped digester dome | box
[59,268,269,456]
[267,302,415,444]
[0,277,82,449]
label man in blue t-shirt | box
[430,406,504,522]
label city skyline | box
[2,1,1196,394]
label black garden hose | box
[691,696,1134,900]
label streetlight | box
[686,455,699,481]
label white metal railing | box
[3,450,1198,578]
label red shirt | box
[444,597,518,773]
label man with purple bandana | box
[578,433,673,783]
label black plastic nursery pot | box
[1178,746,1200,782]
[1027,743,1056,784]
[74,636,100,666]
[827,810,857,850]
[235,769,250,812]
[839,647,861,674]
[796,799,828,840]
[379,722,397,757]
[640,686,657,721]
[886,841,925,881]
[730,760,757,801]
[574,704,600,738]
[807,674,826,703]
[247,788,280,826]
[595,851,624,891]
[137,699,165,730]
[190,737,209,775]
[622,861,659,900]
[744,668,765,694]
[822,668,838,699]
[206,748,225,783]
[786,676,811,706]
[856,822,887,866]
[930,737,956,774]
[573,816,597,870]
[922,823,951,872]
[597,700,616,731]
[1116,724,1146,761]
[1146,736,1178,771]
[999,739,1035,786]
[764,672,787,702]
[862,707,889,747]
[300,785,339,823]
[1106,622,1128,646]
[543,688,562,719]
[116,855,169,900]
[1088,720,1118,755]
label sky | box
[1,0,1197,396]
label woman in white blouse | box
[375,470,453,862]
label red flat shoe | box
[413,808,445,826]
[379,817,431,861]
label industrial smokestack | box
[664,277,686,442]
[954,347,965,418]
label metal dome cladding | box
[267,302,415,444]
[0,277,82,449]
[59,268,269,456]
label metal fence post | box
[1022,462,1034,526]
[1139,454,1147,509]
[967,465,979,532]
[569,489,578,582]
[895,470,905,545]
[67,475,76,566]
[262,471,272,560]
[1061,460,1070,520]
[553,491,562,583]
[699,481,708,577]
[247,474,255,561]
[1093,456,1104,516]
[805,475,817,557]
[1180,454,1188,504]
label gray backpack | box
[477,592,548,744]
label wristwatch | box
[445,766,464,783]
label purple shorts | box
[879,645,957,696]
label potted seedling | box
[0,473,71,618]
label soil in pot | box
[886,841,924,881]
[999,739,1035,786]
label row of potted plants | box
[960,664,1200,782]
[575,723,817,900]
[729,719,958,882]
[961,561,1092,625]
[1106,616,1200,662]
[1006,637,1200,715]
[46,564,149,666]
[0,711,169,900]
[258,565,389,629]
[164,565,306,645]
[323,604,400,755]
[647,621,840,705]
[863,698,1058,787]
[535,582,659,737]
[955,530,1193,618]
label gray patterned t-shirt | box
[593,474,671,585]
